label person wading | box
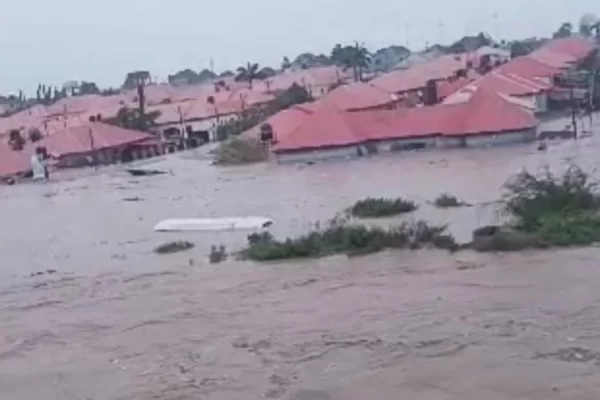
[31,146,49,181]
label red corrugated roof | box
[36,122,153,157]
[322,82,396,111]
[443,88,537,136]
[528,49,576,68]
[437,77,474,99]
[448,71,551,99]
[497,56,560,79]
[0,144,31,177]
[273,104,365,151]
[540,37,595,60]
[371,54,468,94]
[272,85,537,152]
[242,105,314,142]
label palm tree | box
[352,42,372,82]
[235,62,261,88]
[330,42,371,81]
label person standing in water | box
[31,146,49,181]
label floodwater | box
[2,132,600,399]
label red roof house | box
[0,144,32,177]
[36,122,153,158]
[273,104,365,153]
[321,82,398,111]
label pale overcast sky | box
[0,0,595,94]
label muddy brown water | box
[2,136,600,399]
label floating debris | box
[126,168,167,177]
[154,241,195,254]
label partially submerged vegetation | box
[472,165,600,251]
[433,193,470,208]
[240,165,600,262]
[240,217,458,261]
[348,197,417,218]
[212,137,269,165]
[154,240,195,254]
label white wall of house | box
[275,145,362,163]
[157,112,239,139]
[514,93,548,113]
[441,128,536,148]
[373,136,437,152]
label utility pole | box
[571,86,578,139]
[88,128,98,169]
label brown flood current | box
[2,136,600,399]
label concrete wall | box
[274,129,536,164]
[276,145,362,163]
[158,112,239,139]
[441,128,536,148]
[373,136,437,153]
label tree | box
[291,53,331,69]
[122,71,151,90]
[78,81,100,95]
[281,56,292,70]
[448,32,493,53]
[219,70,234,78]
[198,69,217,82]
[579,13,600,37]
[169,69,200,85]
[28,128,43,142]
[109,106,161,132]
[258,66,276,79]
[235,62,261,88]
[509,38,546,58]
[553,22,573,38]
[8,129,25,151]
[330,42,371,81]
[271,83,311,110]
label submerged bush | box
[213,137,269,165]
[503,165,600,231]
[473,165,600,252]
[154,240,195,254]
[433,193,469,208]
[349,197,418,218]
[240,218,457,261]
[209,244,228,263]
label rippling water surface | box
[2,133,600,399]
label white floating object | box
[153,217,273,232]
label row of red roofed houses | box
[242,36,597,163]
[0,36,596,177]
[0,66,352,179]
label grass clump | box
[240,217,457,261]
[212,137,269,165]
[349,197,417,218]
[472,165,600,252]
[154,240,195,254]
[433,193,469,208]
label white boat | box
[153,217,273,232]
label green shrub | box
[349,197,417,218]
[536,212,600,246]
[212,137,269,165]
[154,240,195,254]
[240,219,457,261]
[473,165,600,251]
[433,193,469,208]
[503,165,600,231]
